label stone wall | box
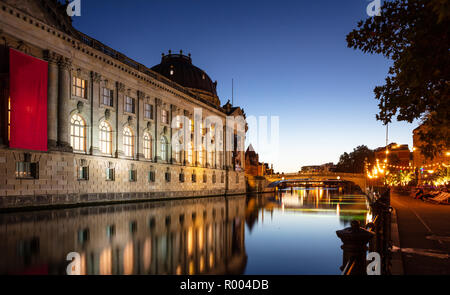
[0,148,246,209]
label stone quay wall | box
[0,148,246,210]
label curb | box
[390,208,404,275]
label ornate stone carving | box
[105,109,111,120]
[127,116,133,124]
[16,41,31,55]
[43,50,60,65]
[91,72,101,83]
[77,101,84,113]
[155,98,162,106]
[146,122,152,129]
[58,57,72,71]
[117,82,125,93]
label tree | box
[346,0,450,159]
[335,145,374,173]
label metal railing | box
[337,187,392,275]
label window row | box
[77,166,227,184]
[70,115,221,165]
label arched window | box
[161,136,168,161]
[99,121,112,155]
[70,114,86,152]
[123,127,134,157]
[143,133,152,160]
[187,142,193,164]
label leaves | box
[335,145,374,173]
[347,0,450,159]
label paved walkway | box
[391,192,450,275]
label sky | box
[70,0,418,173]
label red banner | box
[9,48,48,151]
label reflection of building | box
[374,143,411,166]
[245,144,274,177]
[0,0,246,209]
[0,196,247,275]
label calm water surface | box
[0,187,369,275]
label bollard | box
[336,220,375,275]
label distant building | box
[0,0,247,209]
[245,145,274,176]
[374,143,411,167]
[301,162,335,173]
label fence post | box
[336,220,375,275]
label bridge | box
[266,172,367,191]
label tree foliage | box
[335,145,374,173]
[346,0,450,159]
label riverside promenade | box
[391,192,450,275]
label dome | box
[151,51,218,98]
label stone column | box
[57,57,72,152]
[170,104,176,164]
[90,72,101,155]
[154,98,161,162]
[115,82,125,158]
[336,220,374,275]
[44,50,59,150]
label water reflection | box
[0,188,369,275]
[0,196,246,275]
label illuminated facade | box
[0,0,247,209]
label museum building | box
[0,0,247,209]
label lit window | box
[161,136,168,161]
[143,133,152,160]
[70,114,87,152]
[7,97,10,142]
[161,110,168,124]
[175,116,182,128]
[72,77,87,98]
[123,127,134,157]
[199,147,205,165]
[187,142,193,164]
[144,104,153,120]
[99,121,112,155]
[190,119,194,133]
[102,88,114,107]
[16,154,38,179]
[125,96,135,114]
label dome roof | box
[151,51,218,97]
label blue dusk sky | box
[70,0,418,173]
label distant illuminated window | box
[190,119,194,133]
[143,133,152,160]
[199,147,205,166]
[123,127,134,157]
[187,142,193,164]
[70,114,86,152]
[99,121,112,155]
[72,77,87,98]
[161,109,168,124]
